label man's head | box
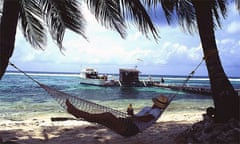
[152,94,169,109]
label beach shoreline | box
[0,111,205,144]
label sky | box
[5,3,240,77]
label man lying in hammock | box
[66,95,169,137]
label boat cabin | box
[119,68,140,86]
[80,68,98,79]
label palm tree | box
[144,0,239,122]
[0,0,158,79]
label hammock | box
[9,60,204,116]
[9,59,204,136]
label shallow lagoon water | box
[0,72,239,121]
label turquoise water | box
[0,72,239,121]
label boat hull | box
[79,78,109,86]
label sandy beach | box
[0,111,205,144]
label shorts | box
[117,117,140,137]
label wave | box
[6,71,80,77]
[229,78,240,82]
[6,71,240,82]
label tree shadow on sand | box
[0,121,193,144]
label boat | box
[79,68,114,86]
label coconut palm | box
[144,0,239,122]
[0,0,159,79]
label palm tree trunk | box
[0,0,20,79]
[193,1,239,122]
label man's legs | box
[65,99,139,137]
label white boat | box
[79,68,114,86]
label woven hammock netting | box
[39,83,128,118]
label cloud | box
[11,19,205,74]
[216,37,240,71]
[226,21,240,34]
[7,2,239,77]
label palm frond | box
[120,0,159,40]
[19,0,46,49]
[86,0,127,38]
[144,0,229,34]
[142,0,158,7]
[0,0,3,15]
[175,0,196,34]
[211,0,227,29]
[159,0,176,24]
[235,0,240,11]
[217,0,227,17]
[145,0,197,34]
[40,0,86,49]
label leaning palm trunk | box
[193,1,239,122]
[0,0,20,78]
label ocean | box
[0,72,239,121]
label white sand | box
[0,111,205,144]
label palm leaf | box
[0,2,2,17]
[144,0,230,34]
[40,0,86,50]
[236,0,240,10]
[175,0,196,33]
[120,0,159,40]
[86,0,127,38]
[0,0,3,14]
[211,0,227,29]
[142,0,174,21]
[19,0,46,49]
[158,0,176,24]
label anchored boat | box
[79,68,114,86]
